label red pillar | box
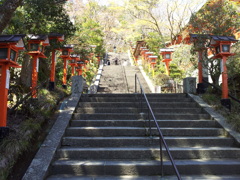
[31,56,38,98]
[165,60,170,76]
[71,65,75,77]
[222,56,228,99]
[62,58,67,88]
[0,65,9,127]
[49,50,56,90]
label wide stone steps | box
[62,136,235,147]
[56,147,240,160]
[48,93,240,178]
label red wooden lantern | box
[0,34,25,138]
[27,35,50,99]
[69,54,80,77]
[60,44,74,89]
[76,60,85,76]
[48,33,64,91]
[209,35,238,109]
[160,48,174,76]
[149,55,158,77]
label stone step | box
[46,175,240,180]
[56,147,240,160]
[65,127,225,137]
[70,119,219,128]
[79,102,199,108]
[75,108,203,114]
[50,159,240,176]
[72,113,210,120]
[81,93,187,98]
[80,97,192,102]
[62,136,235,147]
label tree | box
[0,0,24,34]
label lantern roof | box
[160,48,174,52]
[149,56,158,58]
[63,44,74,49]
[0,34,25,48]
[28,34,48,41]
[210,35,237,42]
[71,54,80,58]
[28,34,50,46]
[210,35,238,46]
[49,33,64,42]
[145,52,154,54]
[189,34,209,42]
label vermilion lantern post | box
[140,48,148,64]
[160,48,174,76]
[0,34,25,138]
[48,33,64,91]
[149,55,158,77]
[69,54,80,77]
[76,60,85,76]
[190,34,209,94]
[145,52,154,71]
[28,35,50,99]
[210,35,238,109]
[60,44,74,89]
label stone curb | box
[89,61,104,94]
[22,94,81,180]
[188,93,240,144]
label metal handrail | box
[203,79,240,104]
[135,74,182,179]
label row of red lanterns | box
[130,43,174,77]
[0,33,96,138]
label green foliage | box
[145,32,164,54]
[4,0,76,36]
[189,0,239,36]
[154,73,170,86]
[169,63,184,81]
[71,18,105,58]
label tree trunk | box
[0,0,23,34]
[20,54,32,88]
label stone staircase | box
[47,93,240,179]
